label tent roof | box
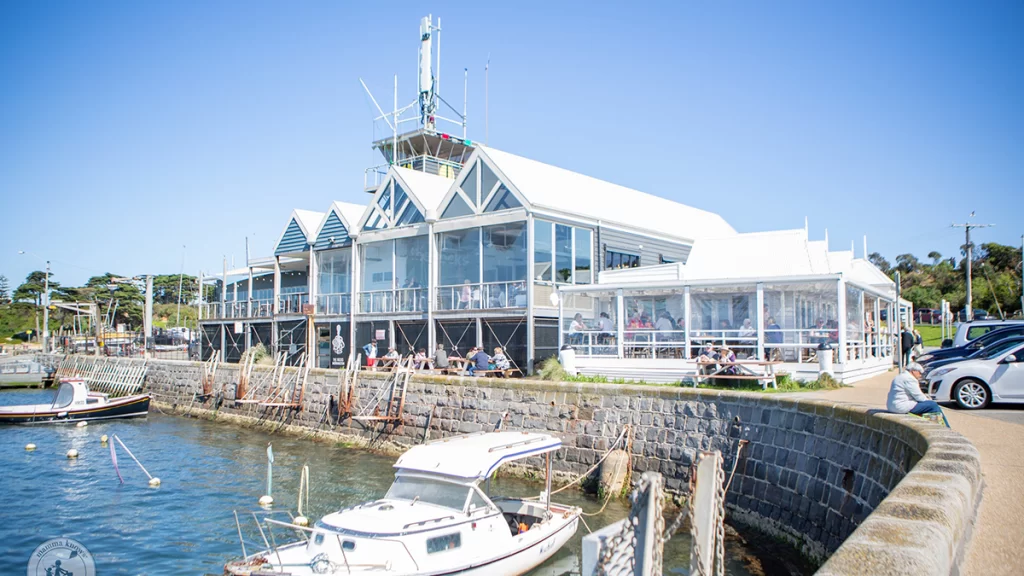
[477,146,736,242]
[393,431,561,480]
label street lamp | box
[18,250,50,353]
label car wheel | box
[953,378,990,410]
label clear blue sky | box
[1,0,1022,288]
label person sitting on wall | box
[886,362,949,427]
[467,347,491,376]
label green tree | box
[12,270,58,306]
[894,254,920,275]
[0,275,9,304]
[869,252,891,275]
[927,251,942,265]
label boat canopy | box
[394,431,562,480]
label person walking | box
[900,326,914,367]
[886,362,949,427]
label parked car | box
[956,309,991,322]
[925,341,1024,409]
[918,325,1024,364]
[915,309,941,324]
[922,337,1024,380]
[948,320,1024,349]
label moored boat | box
[226,431,582,576]
[0,378,150,424]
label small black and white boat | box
[0,378,150,424]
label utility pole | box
[144,275,154,358]
[896,271,903,372]
[952,215,994,322]
[43,260,50,354]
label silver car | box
[926,342,1024,409]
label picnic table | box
[692,360,781,390]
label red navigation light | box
[440,133,450,140]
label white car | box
[926,342,1024,409]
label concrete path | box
[795,371,1024,576]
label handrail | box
[436,281,528,311]
[262,518,419,572]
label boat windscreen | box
[385,476,469,511]
[51,384,74,409]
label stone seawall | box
[44,356,982,574]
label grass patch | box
[917,325,943,347]
[695,372,843,393]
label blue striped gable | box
[313,211,351,251]
[275,218,309,255]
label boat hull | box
[0,395,150,424]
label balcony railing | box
[278,293,309,315]
[358,288,428,314]
[316,293,352,316]
[199,299,273,320]
[436,281,528,311]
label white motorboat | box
[226,431,582,576]
[0,378,150,424]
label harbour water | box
[0,389,812,575]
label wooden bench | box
[693,360,781,390]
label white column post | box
[557,290,564,352]
[247,266,254,318]
[837,277,847,365]
[756,282,765,360]
[427,223,436,354]
[874,297,881,357]
[526,214,535,373]
[683,286,691,359]
[309,250,318,314]
[616,288,625,358]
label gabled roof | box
[274,209,325,255]
[393,431,562,480]
[474,146,736,242]
[356,166,453,231]
[394,167,451,218]
[313,201,364,250]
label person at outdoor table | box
[765,317,783,360]
[491,347,511,376]
[568,313,586,345]
[467,346,490,376]
[697,344,719,374]
[738,318,755,339]
[810,318,828,344]
[655,312,674,332]
[382,347,400,365]
[886,362,949,427]
[413,348,430,370]
[598,312,615,343]
[718,346,738,374]
[433,344,449,371]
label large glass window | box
[439,228,481,286]
[575,229,592,284]
[534,221,552,282]
[484,184,521,212]
[483,222,527,282]
[442,193,475,219]
[690,285,759,358]
[361,240,393,291]
[460,163,478,205]
[555,224,573,283]
[396,236,429,289]
[480,162,499,202]
[318,248,351,294]
[534,220,593,285]
[606,250,640,270]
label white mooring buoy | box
[149,477,161,487]
[100,435,109,444]
[25,443,37,451]
[67,449,79,459]
[260,442,275,506]
[76,421,88,427]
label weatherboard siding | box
[275,219,309,255]
[313,212,351,250]
[598,227,692,269]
